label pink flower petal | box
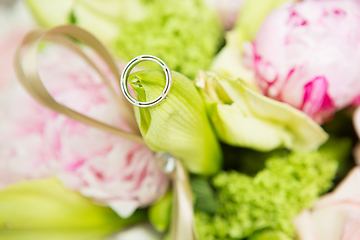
[342,222,360,240]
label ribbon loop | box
[15,25,144,144]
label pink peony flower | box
[244,0,360,123]
[341,222,360,240]
[0,42,169,218]
[294,167,360,240]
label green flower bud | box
[148,190,172,232]
[129,70,222,175]
[0,178,146,240]
[25,0,223,78]
[195,71,328,151]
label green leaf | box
[130,70,222,176]
[69,10,77,24]
[196,71,328,152]
[319,137,352,163]
[0,178,146,240]
[318,136,353,182]
[190,178,217,215]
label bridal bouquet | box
[1,0,360,240]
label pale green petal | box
[196,71,328,151]
[210,0,290,86]
[24,0,73,28]
[210,31,258,91]
[130,70,222,175]
[0,178,146,240]
[233,0,291,45]
[72,0,123,45]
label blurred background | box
[1,1,360,240]
[0,0,34,36]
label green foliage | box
[318,136,352,182]
[191,178,218,215]
[195,151,338,239]
[319,137,352,163]
[221,143,289,176]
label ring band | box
[120,55,172,108]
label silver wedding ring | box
[120,55,172,108]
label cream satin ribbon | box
[170,159,198,240]
[14,25,197,240]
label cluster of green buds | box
[25,0,223,78]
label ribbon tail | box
[170,159,198,240]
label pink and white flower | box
[294,167,360,240]
[0,40,169,218]
[244,0,360,123]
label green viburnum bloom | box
[195,151,338,239]
[25,0,223,78]
[248,229,292,240]
[0,178,146,240]
[195,71,328,151]
[129,70,222,175]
